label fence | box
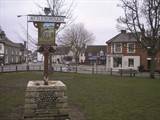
[0,65,43,72]
[0,64,160,78]
[0,65,78,73]
[0,64,108,74]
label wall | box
[79,53,85,63]
[37,53,44,62]
[52,55,62,64]
[122,56,140,70]
[106,55,140,70]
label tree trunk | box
[43,51,49,85]
[49,54,53,72]
[75,56,78,73]
[150,55,156,79]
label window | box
[127,43,135,53]
[19,51,22,55]
[128,58,134,67]
[114,43,122,53]
[16,56,18,63]
[0,44,2,50]
[12,57,14,63]
[5,56,8,64]
[111,44,114,53]
[12,50,14,55]
[113,57,122,68]
[5,49,8,54]
[0,36,2,39]
[100,50,104,56]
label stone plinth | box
[24,81,70,120]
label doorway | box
[147,60,151,70]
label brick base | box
[24,81,70,120]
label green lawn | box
[0,72,160,120]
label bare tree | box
[117,0,160,78]
[60,23,95,71]
[36,0,75,33]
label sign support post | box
[43,45,49,85]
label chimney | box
[0,31,6,39]
[24,41,27,48]
[121,30,126,34]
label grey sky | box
[0,0,123,50]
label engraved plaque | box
[36,91,57,109]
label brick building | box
[106,30,160,71]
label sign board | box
[38,23,55,45]
[28,15,65,23]
[43,23,55,29]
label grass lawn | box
[0,72,160,120]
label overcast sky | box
[0,0,123,50]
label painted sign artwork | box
[38,23,55,45]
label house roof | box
[0,29,23,48]
[85,45,106,54]
[4,39,22,48]
[106,32,137,44]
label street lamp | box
[17,15,29,69]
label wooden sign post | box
[28,15,65,85]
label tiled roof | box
[0,29,23,48]
[106,32,137,43]
[1,37,22,48]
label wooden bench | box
[118,69,138,77]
